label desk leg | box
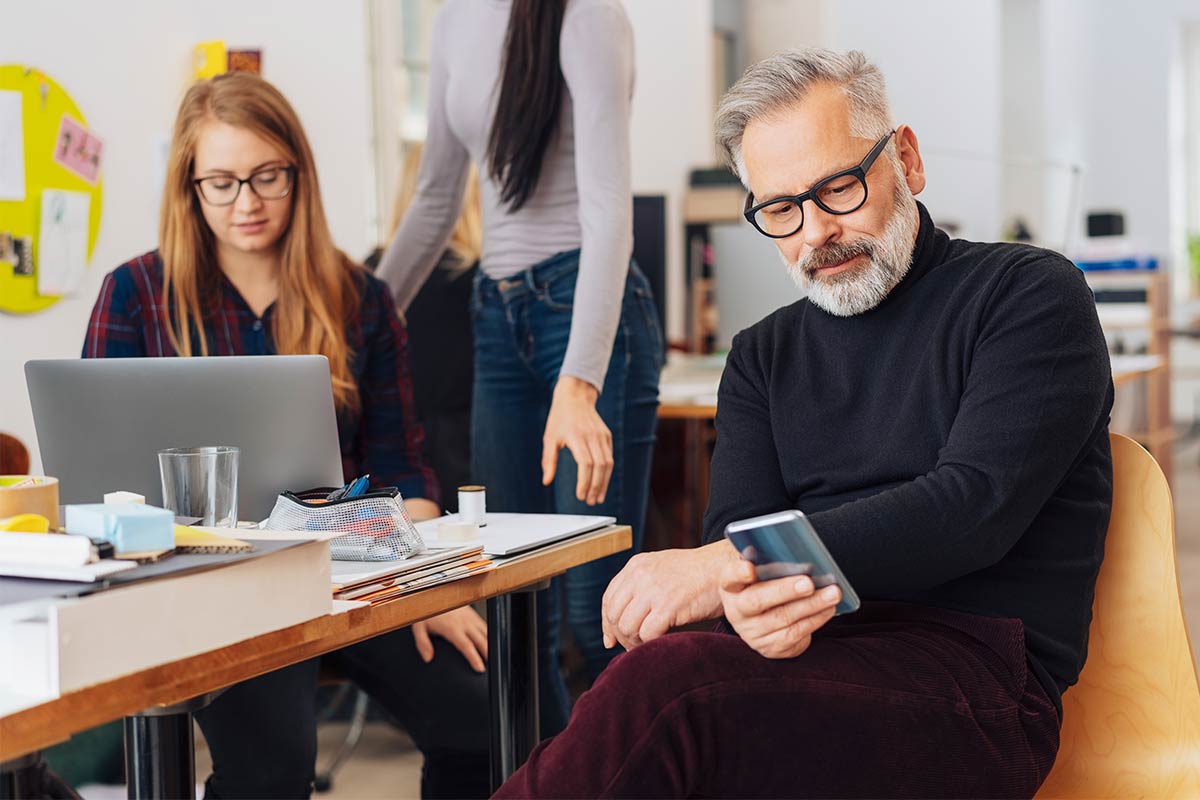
[487,587,540,792]
[124,693,222,800]
[124,714,194,800]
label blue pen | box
[345,474,371,499]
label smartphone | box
[724,509,861,615]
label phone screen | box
[725,510,861,615]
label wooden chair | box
[0,433,30,475]
[1037,433,1200,798]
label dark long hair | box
[485,0,568,212]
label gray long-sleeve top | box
[375,0,635,391]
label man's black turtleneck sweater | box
[703,202,1114,711]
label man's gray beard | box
[782,181,919,317]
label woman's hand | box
[404,497,441,522]
[542,376,613,506]
[412,607,489,673]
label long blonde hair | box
[160,72,361,412]
[389,142,482,268]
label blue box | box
[65,504,175,553]
[1074,256,1159,272]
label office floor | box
[193,721,426,799]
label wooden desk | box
[656,356,723,542]
[1111,354,1163,387]
[0,525,631,797]
[1110,354,1171,483]
[658,403,718,420]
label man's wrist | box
[699,540,738,609]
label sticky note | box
[53,115,103,184]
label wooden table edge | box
[0,525,631,760]
[658,404,718,420]
[1111,361,1166,388]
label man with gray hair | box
[495,49,1112,798]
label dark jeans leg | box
[471,257,663,738]
[194,660,320,800]
[494,604,1061,799]
[470,269,558,735]
[328,628,490,799]
[529,262,663,735]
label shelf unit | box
[1087,270,1173,484]
[683,186,744,353]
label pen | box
[345,474,371,499]
[326,474,371,502]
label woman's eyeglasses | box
[193,166,296,207]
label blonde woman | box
[83,72,488,799]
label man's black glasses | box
[743,130,896,239]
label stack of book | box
[331,545,492,604]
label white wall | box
[744,0,828,62]
[622,0,715,344]
[0,0,373,471]
[713,0,1003,339]
[1078,0,1199,264]
[1030,0,1092,251]
[823,1,1004,242]
[742,0,1004,240]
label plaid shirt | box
[83,250,440,504]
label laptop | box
[25,356,345,521]
[415,512,616,556]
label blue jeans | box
[471,249,663,736]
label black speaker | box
[1087,211,1125,238]
[632,195,667,343]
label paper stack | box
[331,545,492,604]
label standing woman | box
[376,0,662,734]
[83,72,489,799]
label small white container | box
[458,485,487,527]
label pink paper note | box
[53,115,103,184]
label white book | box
[0,532,96,568]
[0,559,137,582]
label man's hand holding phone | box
[719,557,841,659]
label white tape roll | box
[458,485,487,526]
[439,521,480,542]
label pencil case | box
[264,487,425,561]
